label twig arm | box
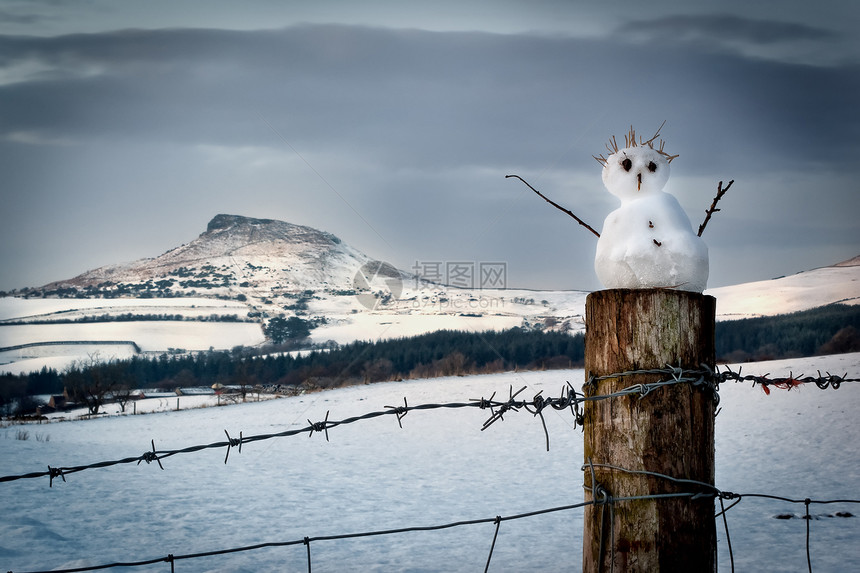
[697,179,734,237]
[506,174,600,238]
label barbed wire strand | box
[0,493,698,573]
[5,367,857,486]
[9,486,853,573]
[5,478,858,572]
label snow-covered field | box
[0,297,267,375]
[0,297,249,322]
[0,321,266,376]
[2,353,858,572]
[0,322,265,353]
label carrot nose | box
[637,172,642,190]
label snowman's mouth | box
[637,172,642,191]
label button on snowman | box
[594,128,708,293]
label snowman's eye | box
[648,161,657,172]
[621,158,632,172]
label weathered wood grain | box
[583,288,716,572]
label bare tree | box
[231,360,257,402]
[112,384,133,413]
[64,352,119,415]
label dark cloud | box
[0,8,53,26]
[616,14,838,47]
[0,25,857,171]
[0,23,857,291]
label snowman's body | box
[594,141,708,293]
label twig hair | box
[593,120,679,167]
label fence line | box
[3,365,859,572]
[6,473,858,573]
[4,366,857,486]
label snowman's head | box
[594,124,678,201]
[602,146,670,200]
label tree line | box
[0,328,584,416]
[0,312,249,326]
[714,303,860,362]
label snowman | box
[593,127,708,293]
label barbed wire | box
[586,364,860,402]
[3,366,858,486]
[0,496,625,573]
[6,464,858,573]
[712,365,854,394]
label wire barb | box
[224,430,243,464]
[481,385,527,431]
[470,391,497,412]
[523,391,553,451]
[308,410,331,442]
[137,439,164,470]
[385,397,409,429]
[48,465,65,487]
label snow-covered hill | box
[707,258,860,319]
[1,214,857,374]
[42,213,385,296]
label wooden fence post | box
[582,288,716,572]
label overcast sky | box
[1,0,857,293]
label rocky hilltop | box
[39,214,391,299]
